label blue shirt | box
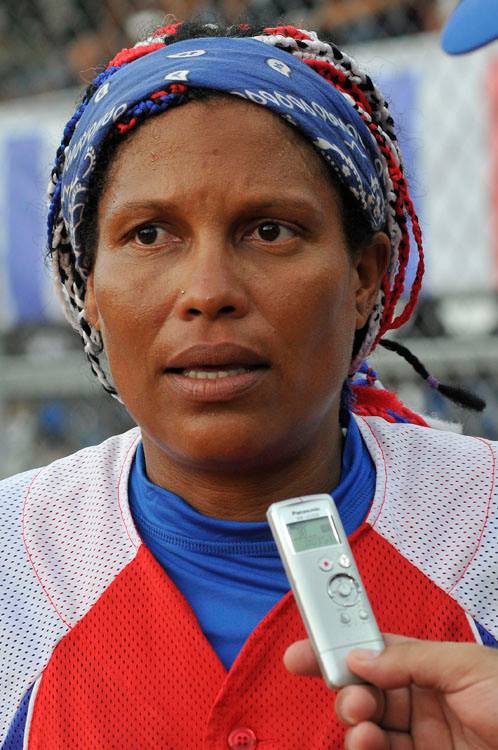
[129,416,375,669]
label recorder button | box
[340,612,351,624]
[328,574,360,606]
[338,582,352,597]
[338,554,351,568]
[318,557,333,572]
[358,609,369,620]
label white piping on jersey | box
[23,676,41,750]
[466,613,484,645]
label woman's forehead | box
[103,97,331,195]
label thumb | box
[347,636,498,693]
[284,638,321,676]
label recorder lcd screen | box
[287,516,339,552]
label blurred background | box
[0,0,497,478]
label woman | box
[1,21,497,750]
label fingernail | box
[350,648,380,661]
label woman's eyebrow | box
[104,198,177,217]
[243,197,321,212]
[103,195,324,220]
[101,199,184,229]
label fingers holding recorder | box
[285,634,498,750]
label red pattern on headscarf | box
[107,42,164,70]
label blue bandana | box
[60,36,386,262]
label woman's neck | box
[140,424,344,522]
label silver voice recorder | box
[267,493,384,688]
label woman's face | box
[85,98,386,473]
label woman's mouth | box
[164,343,271,402]
[179,365,262,380]
[164,363,270,402]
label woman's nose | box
[176,243,250,322]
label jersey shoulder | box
[357,415,498,639]
[0,428,141,745]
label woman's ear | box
[353,231,390,330]
[84,271,100,331]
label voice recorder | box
[267,493,384,688]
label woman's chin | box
[142,418,293,475]
[172,435,281,474]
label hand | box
[284,634,498,749]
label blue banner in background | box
[6,133,47,323]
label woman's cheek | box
[94,264,173,341]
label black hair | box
[379,338,486,412]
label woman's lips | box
[163,343,271,402]
[164,366,270,402]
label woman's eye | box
[252,222,295,242]
[134,225,167,245]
